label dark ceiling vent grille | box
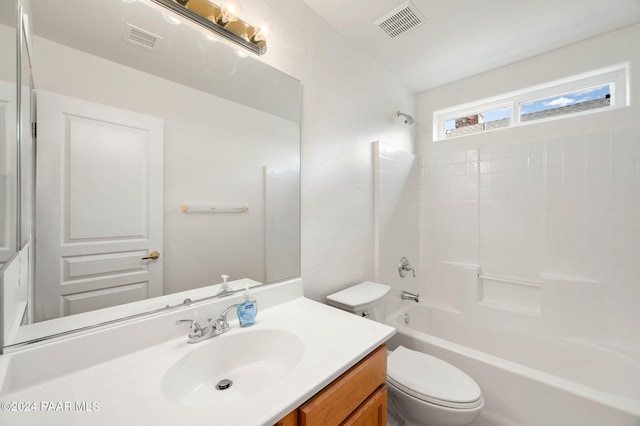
[375,1,426,38]
[123,23,162,50]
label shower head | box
[397,111,415,125]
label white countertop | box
[0,279,395,426]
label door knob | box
[141,251,160,260]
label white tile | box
[610,214,639,232]
[584,214,610,232]
[564,214,586,231]
[610,179,639,197]
[564,166,586,183]
[510,153,529,171]
[611,129,640,161]
[509,170,528,185]
[563,198,587,215]
[493,157,510,172]
[563,182,586,198]
[545,167,563,184]
[453,150,466,163]
[608,197,639,215]
[528,168,546,184]
[563,146,586,167]
[586,162,611,181]
[479,160,493,174]
[585,180,610,197]
[492,171,509,186]
[528,143,546,169]
[466,149,479,162]
[467,161,479,175]
[611,161,638,180]
[583,197,609,215]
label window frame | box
[433,63,629,141]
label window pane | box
[445,107,510,138]
[520,84,611,122]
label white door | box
[35,91,163,321]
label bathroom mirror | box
[1,0,301,348]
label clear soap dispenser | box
[217,274,233,297]
[237,282,258,327]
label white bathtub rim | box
[385,304,640,418]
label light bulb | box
[218,2,242,26]
[250,25,267,43]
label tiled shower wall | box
[421,126,640,347]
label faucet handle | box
[215,304,239,331]
[176,319,204,339]
[399,257,416,278]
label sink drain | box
[216,379,233,390]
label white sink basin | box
[161,328,305,407]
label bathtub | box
[385,303,640,426]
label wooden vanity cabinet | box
[275,344,387,426]
[274,410,298,426]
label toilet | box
[327,282,483,426]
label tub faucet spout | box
[401,290,419,303]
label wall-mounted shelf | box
[180,204,249,213]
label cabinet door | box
[299,345,386,425]
[275,410,298,426]
[342,385,387,426]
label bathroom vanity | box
[0,279,394,426]
[276,344,387,425]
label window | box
[445,106,511,138]
[433,63,628,141]
[519,83,611,122]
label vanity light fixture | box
[150,0,267,55]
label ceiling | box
[302,0,640,93]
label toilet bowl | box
[327,282,483,426]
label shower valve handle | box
[399,257,416,278]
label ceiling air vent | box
[375,1,426,39]
[123,23,162,51]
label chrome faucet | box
[176,303,238,343]
[401,290,419,303]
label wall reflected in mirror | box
[0,0,17,270]
[1,0,301,347]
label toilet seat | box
[387,346,483,410]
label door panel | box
[62,282,149,316]
[67,117,149,240]
[36,91,163,321]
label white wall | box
[237,0,416,300]
[416,24,640,348]
[33,37,299,295]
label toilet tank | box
[326,281,390,321]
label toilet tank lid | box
[326,281,390,311]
